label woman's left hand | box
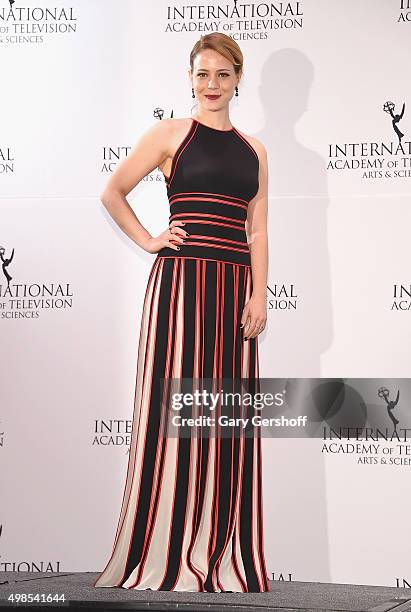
[240,294,267,340]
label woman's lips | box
[205,95,221,100]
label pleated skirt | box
[93,256,270,593]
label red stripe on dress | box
[254,337,270,591]
[216,395,236,592]
[170,196,247,211]
[244,269,264,592]
[152,258,184,589]
[207,262,221,590]
[231,440,248,591]
[229,266,249,593]
[118,258,165,586]
[158,255,251,268]
[112,259,160,550]
[256,418,269,590]
[182,259,206,590]
[219,262,225,380]
[94,258,163,587]
[167,260,198,590]
[170,191,250,206]
[197,260,206,590]
[170,212,245,227]
[166,122,199,187]
[233,128,259,162]
[214,262,236,591]
[236,270,249,592]
[171,219,246,233]
[249,438,263,592]
[233,266,239,383]
[187,234,248,247]
[181,240,249,254]
[213,262,225,589]
[134,258,181,587]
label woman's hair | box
[189,33,243,76]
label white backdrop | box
[1,0,411,588]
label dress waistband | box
[156,192,251,266]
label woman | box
[94,32,270,593]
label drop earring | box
[235,86,239,97]
[192,87,195,98]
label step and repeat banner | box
[1,0,411,590]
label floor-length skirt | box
[94,255,270,593]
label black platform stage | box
[0,572,410,611]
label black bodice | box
[157,118,259,266]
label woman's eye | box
[197,73,229,78]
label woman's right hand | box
[143,220,189,254]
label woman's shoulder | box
[148,118,193,157]
[234,126,267,162]
[156,117,193,135]
[146,117,192,142]
[234,127,266,153]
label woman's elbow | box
[100,189,116,208]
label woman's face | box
[190,49,240,111]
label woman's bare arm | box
[246,141,268,299]
[100,119,185,252]
[239,139,268,339]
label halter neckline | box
[192,118,235,133]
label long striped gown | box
[94,118,270,593]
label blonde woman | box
[94,33,269,593]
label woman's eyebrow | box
[196,68,231,72]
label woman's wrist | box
[250,289,266,302]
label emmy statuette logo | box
[378,386,401,433]
[383,101,406,143]
[0,245,14,289]
[153,107,174,122]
